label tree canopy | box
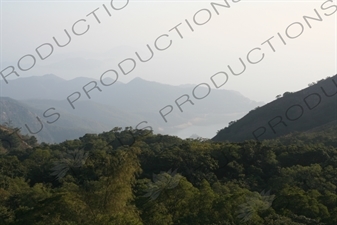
[0,126,336,224]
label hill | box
[0,97,127,143]
[212,74,337,142]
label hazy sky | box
[0,0,336,103]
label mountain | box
[0,95,138,143]
[0,74,123,101]
[212,74,337,142]
[0,97,109,143]
[1,75,263,141]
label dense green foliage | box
[0,126,336,224]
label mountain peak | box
[41,74,64,80]
[128,77,147,84]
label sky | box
[0,0,336,104]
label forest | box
[0,125,336,225]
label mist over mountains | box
[0,74,263,143]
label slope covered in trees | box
[213,75,337,142]
[0,126,336,224]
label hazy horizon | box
[3,71,335,105]
[1,0,336,104]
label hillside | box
[212,74,337,142]
[0,125,336,224]
[0,97,117,143]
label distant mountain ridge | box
[0,75,263,143]
[212,74,337,142]
[0,97,111,143]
